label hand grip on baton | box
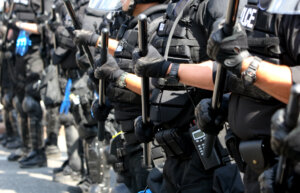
[276,84,300,185]
[138,14,152,169]
[63,0,94,68]
[204,0,240,157]
[97,28,109,141]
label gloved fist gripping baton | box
[207,22,250,76]
[133,45,171,78]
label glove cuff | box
[161,61,172,77]
[90,33,100,47]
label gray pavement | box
[0,132,79,193]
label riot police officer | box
[46,0,87,183]
[3,0,47,168]
[74,0,168,192]
[138,0,300,192]
[91,0,244,192]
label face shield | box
[267,0,300,14]
[0,1,4,13]
[88,0,122,11]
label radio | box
[189,126,221,170]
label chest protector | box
[107,5,167,106]
[151,0,208,90]
[14,0,39,22]
[227,0,286,102]
[150,0,212,128]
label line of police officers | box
[0,0,299,193]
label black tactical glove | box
[91,99,111,121]
[195,97,228,135]
[75,51,90,70]
[36,14,49,24]
[271,109,300,161]
[258,165,276,193]
[47,19,61,32]
[87,68,98,91]
[7,18,18,30]
[133,45,171,78]
[207,22,250,75]
[134,116,154,143]
[73,30,100,46]
[94,53,124,82]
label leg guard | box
[22,96,43,150]
[45,106,60,145]
[3,108,14,137]
[2,92,14,137]
[28,116,44,150]
[13,95,30,148]
[84,136,110,184]
[65,124,82,172]
[8,109,20,138]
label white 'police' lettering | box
[240,5,258,30]
[158,23,165,32]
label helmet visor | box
[267,0,300,14]
[88,0,122,11]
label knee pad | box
[59,113,75,127]
[13,96,25,115]
[2,93,13,109]
[22,96,41,115]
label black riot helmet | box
[88,0,122,12]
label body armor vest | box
[14,0,39,22]
[149,0,211,127]
[14,0,41,44]
[108,5,167,121]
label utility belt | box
[225,127,276,174]
[120,120,140,145]
[155,126,230,171]
[155,128,194,158]
[110,131,165,172]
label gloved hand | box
[87,68,98,91]
[134,116,154,143]
[94,53,124,82]
[271,109,300,161]
[91,99,111,121]
[7,18,18,30]
[195,97,228,135]
[36,14,49,24]
[75,51,90,70]
[258,165,276,193]
[73,30,100,46]
[207,22,250,76]
[47,19,61,32]
[133,45,171,77]
[37,23,46,34]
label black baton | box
[276,84,300,185]
[97,28,109,141]
[138,14,152,169]
[204,0,240,157]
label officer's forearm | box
[242,57,292,104]
[96,37,119,56]
[16,22,40,34]
[125,73,142,95]
[167,61,215,91]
